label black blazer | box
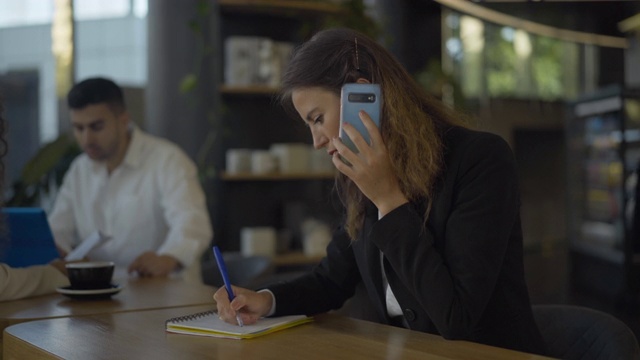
[269,126,546,355]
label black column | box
[146,0,219,162]
[146,0,220,248]
[376,0,442,73]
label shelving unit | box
[272,252,324,267]
[566,85,640,302]
[219,85,279,95]
[212,0,342,256]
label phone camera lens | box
[348,93,376,103]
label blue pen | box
[213,246,244,327]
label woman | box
[214,28,546,355]
[0,95,70,301]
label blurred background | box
[1,0,640,337]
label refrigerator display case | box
[566,85,640,301]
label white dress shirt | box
[378,211,403,317]
[49,127,213,282]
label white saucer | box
[56,284,123,299]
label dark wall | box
[146,0,216,160]
[0,71,40,187]
[377,0,443,73]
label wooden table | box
[0,276,216,340]
[3,307,553,360]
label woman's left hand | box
[332,110,408,216]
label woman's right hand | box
[213,285,273,325]
[332,110,408,216]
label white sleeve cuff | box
[258,289,276,317]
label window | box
[443,9,581,101]
[73,0,129,21]
[0,0,55,28]
[0,0,148,27]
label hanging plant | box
[179,0,225,183]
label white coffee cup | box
[240,227,277,257]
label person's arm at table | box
[0,261,70,301]
[127,252,180,277]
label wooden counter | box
[0,276,215,339]
[3,308,552,360]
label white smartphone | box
[339,83,382,153]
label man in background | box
[49,77,212,282]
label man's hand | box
[128,252,180,277]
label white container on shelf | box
[240,227,277,257]
[301,219,331,257]
[225,148,252,174]
[274,41,294,85]
[270,143,310,174]
[310,148,334,173]
[224,36,291,86]
[224,36,261,85]
[251,150,277,174]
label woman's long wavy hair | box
[279,28,466,240]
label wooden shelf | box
[221,171,336,181]
[220,85,279,96]
[218,0,344,17]
[216,0,343,262]
[273,252,324,266]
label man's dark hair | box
[67,77,126,114]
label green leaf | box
[21,135,75,185]
[196,0,210,16]
[180,74,198,93]
[188,19,201,33]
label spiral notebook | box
[165,310,312,340]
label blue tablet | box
[0,207,60,267]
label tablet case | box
[0,207,60,267]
